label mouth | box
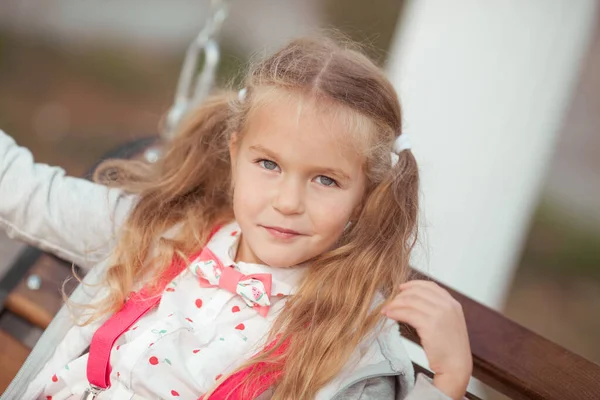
[261,225,304,239]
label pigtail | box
[81,92,237,322]
[143,92,235,220]
[351,147,420,296]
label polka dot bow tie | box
[188,247,272,317]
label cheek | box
[308,193,357,237]
[232,164,270,218]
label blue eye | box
[258,159,279,171]
[316,175,337,187]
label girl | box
[0,37,472,400]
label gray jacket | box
[0,131,452,400]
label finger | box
[396,284,449,306]
[395,284,464,317]
[400,280,454,302]
[400,279,445,293]
[383,306,429,329]
[384,293,438,315]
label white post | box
[386,0,597,393]
[387,0,597,307]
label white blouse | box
[41,222,308,399]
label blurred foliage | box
[190,46,247,90]
[521,199,600,280]
[0,32,6,68]
[322,0,404,64]
[0,28,248,175]
[216,50,247,88]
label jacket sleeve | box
[0,130,136,270]
[339,374,454,400]
[401,374,454,400]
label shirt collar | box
[205,221,307,296]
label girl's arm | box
[0,130,136,270]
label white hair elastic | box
[393,133,411,153]
[391,134,411,166]
[238,87,247,102]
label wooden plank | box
[4,255,77,329]
[0,247,43,311]
[405,270,600,400]
[0,330,30,393]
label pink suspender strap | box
[86,291,160,388]
[202,337,290,400]
[86,225,222,390]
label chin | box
[254,248,305,268]
[259,255,299,268]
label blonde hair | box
[89,36,419,400]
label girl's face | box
[229,94,367,268]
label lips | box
[261,225,304,239]
[265,226,301,235]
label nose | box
[272,176,305,215]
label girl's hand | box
[381,280,472,400]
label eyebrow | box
[248,144,351,181]
[318,167,351,181]
[249,145,280,161]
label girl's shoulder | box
[368,292,413,372]
[319,313,415,400]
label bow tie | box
[188,247,272,317]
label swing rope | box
[163,0,234,139]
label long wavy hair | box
[87,36,420,400]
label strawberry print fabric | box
[41,222,307,399]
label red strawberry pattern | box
[42,223,297,400]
